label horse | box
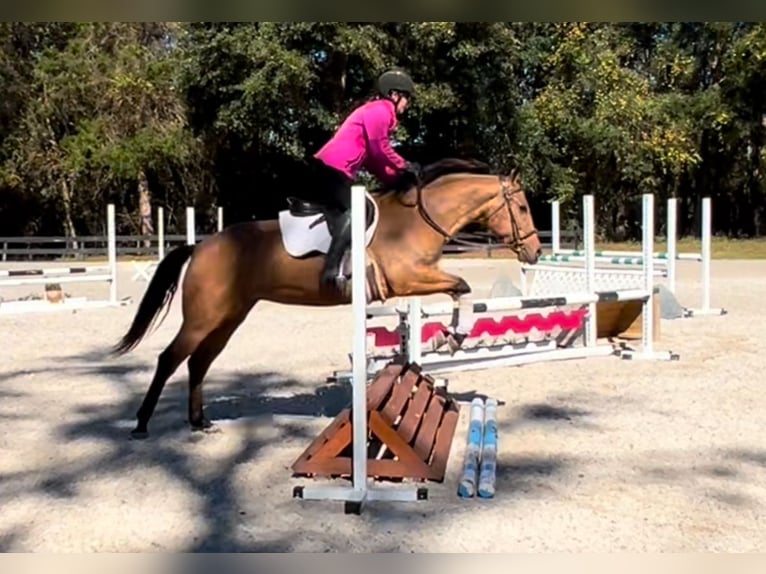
[112,158,542,438]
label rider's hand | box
[404,161,421,178]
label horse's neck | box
[374,176,495,240]
[418,177,495,237]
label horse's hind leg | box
[132,325,202,439]
[187,313,248,432]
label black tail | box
[112,244,195,355]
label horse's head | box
[484,169,542,264]
[388,159,541,265]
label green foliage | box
[0,22,765,239]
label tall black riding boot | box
[320,210,352,293]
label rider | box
[311,67,420,293]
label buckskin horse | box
[113,158,542,438]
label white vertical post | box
[686,197,724,316]
[551,200,560,254]
[701,197,711,313]
[642,194,654,355]
[666,198,677,294]
[407,297,422,365]
[186,207,195,246]
[157,206,165,260]
[217,206,224,232]
[620,193,678,361]
[107,204,117,304]
[583,195,596,348]
[350,184,368,500]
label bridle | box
[413,172,539,253]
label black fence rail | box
[0,229,580,262]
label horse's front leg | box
[444,292,477,352]
[393,267,475,353]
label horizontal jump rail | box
[553,248,703,262]
[0,274,113,287]
[539,253,702,265]
[366,289,650,319]
[521,263,667,277]
[0,266,111,277]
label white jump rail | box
[0,204,126,315]
[293,185,426,514]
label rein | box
[409,173,538,251]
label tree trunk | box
[60,177,78,254]
[750,116,765,236]
[138,168,153,250]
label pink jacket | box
[314,98,407,185]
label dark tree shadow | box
[0,525,27,552]
[634,447,766,510]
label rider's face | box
[395,93,410,115]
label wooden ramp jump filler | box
[596,286,661,342]
[292,359,460,483]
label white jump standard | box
[292,185,427,514]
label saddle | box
[286,197,325,217]
[285,196,376,228]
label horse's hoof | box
[130,429,149,440]
[447,332,467,354]
[431,331,449,351]
[191,419,220,434]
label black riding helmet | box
[377,68,415,99]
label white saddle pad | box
[278,190,379,257]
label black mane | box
[384,157,493,194]
[419,157,493,186]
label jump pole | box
[107,203,117,305]
[457,398,484,498]
[584,195,597,348]
[186,207,195,245]
[667,198,677,294]
[686,197,725,316]
[294,185,426,514]
[477,397,498,499]
[158,207,165,260]
[185,206,225,243]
